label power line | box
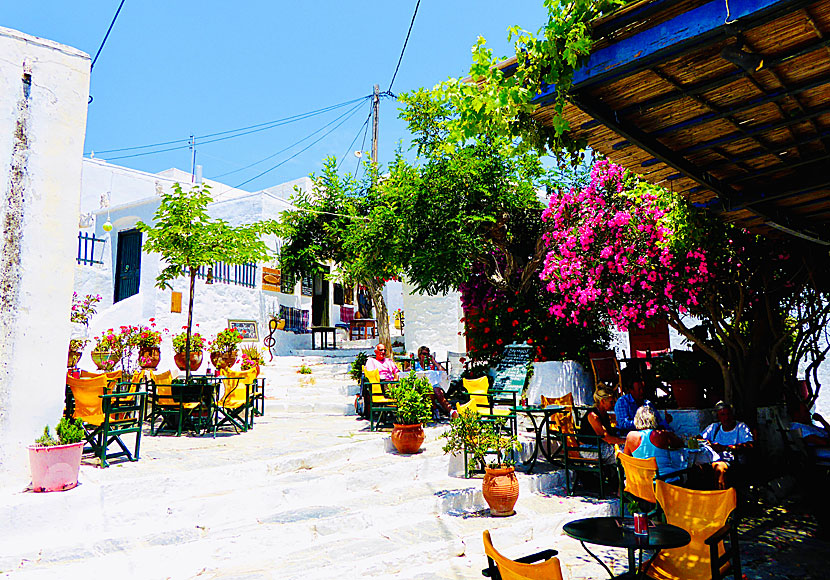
[355,114,372,178]
[212,97,371,180]
[338,103,373,172]
[91,0,126,71]
[233,99,368,190]
[388,0,421,92]
[93,95,370,157]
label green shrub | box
[35,418,85,446]
[350,351,369,382]
[389,372,433,425]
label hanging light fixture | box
[720,39,764,73]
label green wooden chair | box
[362,367,397,431]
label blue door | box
[114,229,142,303]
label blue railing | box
[77,232,105,266]
[183,262,257,288]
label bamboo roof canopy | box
[532,0,830,244]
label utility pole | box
[372,84,379,164]
[190,134,197,183]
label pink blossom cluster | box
[540,160,711,330]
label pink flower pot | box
[28,442,84,492]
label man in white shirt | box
[701,401,754,489]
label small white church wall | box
[401,281,465,362]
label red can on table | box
[634,512,648,535]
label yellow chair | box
[362,366,396,431]
[217,368,257,433]
[460,376,513,419]
[648,480,741,580]
[617,452,659,517]
[482,530,563,580]
[66,373,145,467]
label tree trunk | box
[365,279,391,352]
[185,267,196,382]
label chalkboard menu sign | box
[301,274,313,296]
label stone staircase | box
[0,354,620,580]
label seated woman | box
[412,345,452,418]
[622,406,686,481]
[580,385,626,463]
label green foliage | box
[208,328,243,354]
[35,418,84,446]
[389,373,433,425]
[441,408,520,470]
[400,1,626,157]
[137,183,275,289]
[350,351,369,382]
[298,364,312,375]
[651,350,710,382]
[172,331,205,353]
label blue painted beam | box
[534,0,804,101]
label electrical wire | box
[91,0,126,71]
[90,95,370,157]
[355,115,371,178]
[337,103,373,172]
[212,97,371,180]
[233,98,368,190]
[388,0,421,92]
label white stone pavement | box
[0,352,632,579]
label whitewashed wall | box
[73,162,321,360]
[401,281,465,361]
[0,27,90,487]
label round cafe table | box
[563,516,690,579]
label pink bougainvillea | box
[540,160,711,330]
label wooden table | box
[563,516,690,579]
[311,326,337,350]
[349,319,377,340]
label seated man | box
[700,401,754,490]
[791,412,830,447]
[358,343,399,419]
[614,379,671,434]
[365,343,399,381]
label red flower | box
[512,320,519,327]
[479,318,486,323]
[496,339,503,345]
[483,343,489,349]
[527,339,533,344]
[484,327,490,333]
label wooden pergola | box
[531,0,830,244]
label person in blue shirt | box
[614,379,672,434]
[412,346,452,418]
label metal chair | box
[588,350,624,394]
[65,373,146,467]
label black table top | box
[563,517,691,551]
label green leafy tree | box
[277,159,402,351]
[137,183,275,379]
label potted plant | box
[135,319,163,369]
[68,338,88,368]
[240,344,264,374]
[388,373,433,454]
[441,408,522,516]
[90,329,123,371]
[28,418,85,492]
[208,328,243,370]
[652,350,709,408]
[172,328,205,371]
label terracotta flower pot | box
[277,319,286,330]
[139,346,161,369]
[28,442,84,492]
[91,349,120,371]
[391,423,425,454]
[670,379,703,408]
[67,350,82,368]
[482,465,519,517]
[174,351,204,372]
[223,350,238,369]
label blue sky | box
[2,1,548,191]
